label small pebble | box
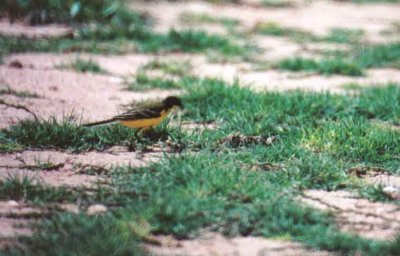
[109,77,123,84]
[7,200,19,207]
[382,186,400,200]
[86,204,108,215]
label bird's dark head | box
[163,96,184,109]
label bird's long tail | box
[83,118,116,127]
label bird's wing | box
[113,104,164,121]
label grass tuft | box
[355,42,400,68]
[358,184,395,202]
[0,117,137,152]
[276,57,364,76]
[0,174,83,203]
[142,59,192,77]
[0,27,249,60]
[126,72,182,91]
[0,0,149,25]
[341,83,363,90]
[253,22,314,41]
[324,28,364,44]
[254,23,363,44]
[179,12,239,28]
[3,213,145,256]
[261,0,294,7]
[0,87,39,98]
[58,58,106,73]
[0,114,186,153]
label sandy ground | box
[299,190,400,240]
[0,19,73,39]
[4,52,400,98]
[146,232,332,256]
[0,0,400,254]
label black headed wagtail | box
[83,96,184,130]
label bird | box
[83,96,184,130]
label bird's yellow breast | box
[119,109,170,129]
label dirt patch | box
[16,149,162,167]
[0,201,36,242]
[5,52,400,97]
[4,53,201,77]
[145,232,331,256]
[0,149,163,187]
[0,20,73,39]
[366,174,400,188]
[256,36,308,61]
[4,53,152,76]
[299,190,400,240]
[347,166,400,188]
[0,200,45,219]
[0,200,80,243]
[0,218,32,239]
[0,168,103,188]
[240,68,400,92]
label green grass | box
[58,58,106,73]
[0,141,23,153]
[125,72,182,91]
[0,174,85,204]
[254,22,399,73]
[354,42,400,69]
[352,84,400,123]
[141,59,192,77]
[358,184,395,202]
[0,116,175,153]
[0,87,39,98]
[2,79,400,255]
[276,57,364,76]
[341,83,364,90]
[381,22,400,36]
[0,0,149,25]
[147,29,243,55]
[2,79,399,156]
[274,42,400,75]
[261,0,293,7]
[103,156,395,255]
[179,12,240,28]
[304,119,400,163]
[4,153,392,255]
[253,22,314,41]
[254,23,364,44]
[323,28,364,44]
[125,60,192,91]
[0,28,249,60]
[2,213,145,256]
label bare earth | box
[146,232,332,256]
[0,0,400,254]
[299,190,400,240]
